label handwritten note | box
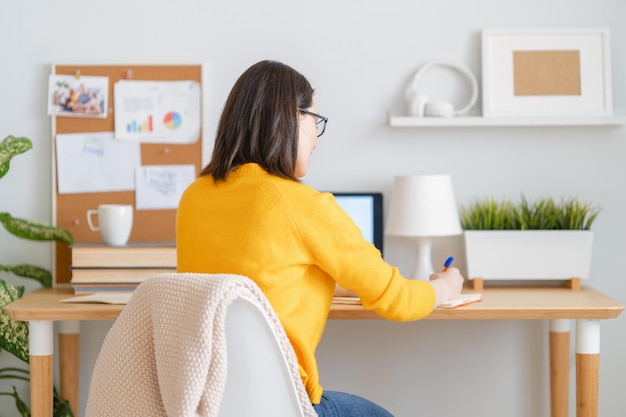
[135,164,196,210]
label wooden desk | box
[4,286,623,417]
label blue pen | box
[442,256,454,271]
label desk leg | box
[575,319,600,417]
[59,321,80,416]
[29,321,54,417]
[550,319,570,417]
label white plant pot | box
[463,230,594,280]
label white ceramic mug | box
[86,204,134,246]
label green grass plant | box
[460,195,601,231]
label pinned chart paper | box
[135,164,196,210]
[114,80,201,143]
[56,132,141,194]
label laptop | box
[331,192,384,257]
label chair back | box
[219,297,307,416]
[85,273,317,417]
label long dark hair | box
[201,60,314,182]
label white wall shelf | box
[388,109,626,128]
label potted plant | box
[460,195,601,285]
[0,135,74,417]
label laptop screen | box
[332,192,384,256]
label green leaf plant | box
[0,135,74,417]
[460,195,601,231]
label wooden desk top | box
[4,286,623,322]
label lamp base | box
[411,237,435,281]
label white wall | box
[1,1,625,416]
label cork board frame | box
[481,27,612,117]
[52,64,203,284]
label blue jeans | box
[312,391,394,417]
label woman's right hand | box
[429,267,465,307]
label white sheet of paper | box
[135,164,196,210]
[56,132,141,194]
[60,293,133,305]
[114,80,201,143]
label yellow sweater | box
[176,163,435,404]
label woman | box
[176,60,464,416]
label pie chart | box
[163,112,182,129]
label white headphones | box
[405,61,478,117]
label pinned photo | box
[48,74,109,118]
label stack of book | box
[70,243,177,295]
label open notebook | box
[438,293,482,309]
[332,293,482,309]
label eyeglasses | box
[299,108,328,137]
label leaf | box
[54,387,75,417]
[0,264,52,288]
[0,213,73,245]
[0,367,30,385]
[0,280,29,363]
[12,386,31,417]
[0,135,32,180]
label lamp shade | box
[386,174,462,237]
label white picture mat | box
[482,27,612,117]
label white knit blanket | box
[85,272,318,417]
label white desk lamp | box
[386,174,462,280]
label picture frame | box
[481,27,612,117]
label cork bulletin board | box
[52,64,203,284]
